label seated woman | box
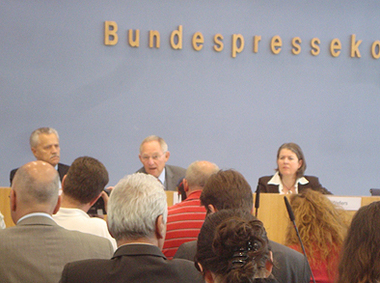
[285,189,348,283]
[256,142,331,194]
[195,209,277,283]
[336,201,380,283]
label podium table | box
[2,187,380,242]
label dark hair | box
[336,201,380,283]
[200,170,253,213]
[63,156,109,204]
[276,142,306,178]
[195,209,271,283]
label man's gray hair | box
[29,127,59,148]
[185,161,219,188]
[108,173,168,241]
[139,135,168,153]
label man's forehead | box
[141,141,163,152]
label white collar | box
[158,167,166,186]
[268,172,309,194]
[17,212,53,224]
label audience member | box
[285,189,348,283]
[195,209,276,283]
[60,173,203,283]
[10,127,70,185]
[0,161,113,283]
[137,135,186,191]
[174,169,311,283]
[256,143,330,194]
[53,156,117,250]
[162,160,219,259]
[336,201,380,283]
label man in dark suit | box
[174,169,312,283]
[60,173,203,283]
[0,161,114,283]
[136,135,185,191]
[10,127,70,185]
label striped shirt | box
[162,190,206,260]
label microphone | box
[254,187,260,217]
[284,196,316,283]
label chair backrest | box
[370,188,380,196]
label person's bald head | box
[185,161,219,188]
[11,161,60,222]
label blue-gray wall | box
[1,1,379,195]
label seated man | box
[162,160,219,259]
[0,161,113,283]
[60,173,203,283]
[174,169,311,283]
[10,127,70,185]
[53,156,117,250]
[137,135,185,191]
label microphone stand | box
[284,196,316,283]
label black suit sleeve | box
[9,168,18,186]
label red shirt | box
[162,190,206,260]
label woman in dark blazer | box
[256,143,331,195]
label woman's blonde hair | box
[285,189,348,277]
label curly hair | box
[285,189,348,278]
[336,201,380,283]
[195,209,271,283]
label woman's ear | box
[204,270,215,283]
[265,251,274,277]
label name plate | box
[326,196,361,211]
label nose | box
[147,157,155,165]
[51,145,58,153]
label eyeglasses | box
[141,152,166,161]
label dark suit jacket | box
[0,215,113,283]
[60,244,203,283]
[10,162,70,185]
[256,175,332,194]
[174,240,311,283]
[137,164,186,191]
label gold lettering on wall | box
[128,29,140,47]
[310,38,320,56]
[170,25,183,50]
[104,21,118,45]
[103,22,380,59]
[330,39,341,57]
[371,40,380,59]
[350,34,362,58]
[149,30,160,48]
[253,35,261,53]
[232,34,244,58]
[271,36,282,55]
[213,34,224,52]
[291,37,301,55]
[192,32,204,51]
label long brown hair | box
[336,201,380,283]
[285,189,348,277]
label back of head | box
[12,161,59,211]
[63,156,109,204]
[107,173,168,241]
[200,169,253,213]
[337,201,380,283]
[285,189,347,274]
[29,127,59,148]
[139,135,168,153]
[195,209,271,283]
[185,160,219,188]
